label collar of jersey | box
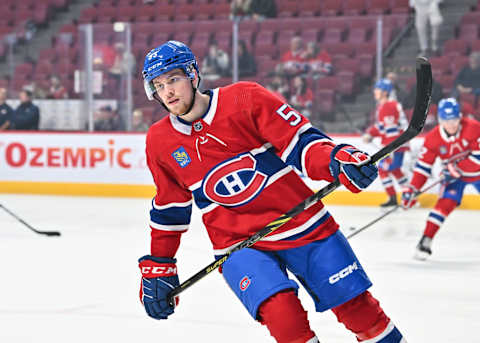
[439,121,462,142]
[169,88,218,135]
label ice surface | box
[0,194,478,342]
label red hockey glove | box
[329,144,378,193]
[401,186,418,209]
[138,255,179,320]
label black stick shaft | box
[0,204,61,237]
[346,178,442,239]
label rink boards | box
[0,131,478,209]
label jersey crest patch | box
[203,153,268,206]
[239,276,251,291]
[172,147,191,168]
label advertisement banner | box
[0,132,150,184]
[0,132,478,208]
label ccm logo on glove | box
[140,260,177,278]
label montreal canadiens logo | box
[203,153,268,206]
[239,276,251,291]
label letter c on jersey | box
[203,154,268,206]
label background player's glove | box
[401,186,418,209]
[442,162,461,183]
[329,144,378,193]
[362,133,372,143]
[138,255,179,320]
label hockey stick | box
[346,148,474,238]
[346,178,442,239]
[167,57,431,305]
[0,204,61,237]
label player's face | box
[152,69,193,115]
[373,88,383,101]
[440,118,460,135]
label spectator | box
[46,75,68,99]
[13,90,40,130]
[110,42,136,77]
[94,105,123,131]
[281,36,306,76]
[132,108,150,132]
[231,0,276,20]
[409,0,443,56]
[93,43,116,70]
[237,40,257,77]
[201,41,230,81]
[266,82,287,102]
[23,81,46,99]
[289,75,314,118]
[303,42,332,78]
[268,70,290,100]
[0,87,14,130]
[249,0,277,20]
[452,51,480,104]
[231,0,253,17]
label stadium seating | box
[7,0,413,118]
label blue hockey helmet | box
[374,78,393,94]
[142,40,199,101]
[438,98,461,121]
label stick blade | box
[40,231,61,237]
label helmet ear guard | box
[144,79,157,101]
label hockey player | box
[138,41,407,343]
[363,78,409,208]
[402,98,480,260]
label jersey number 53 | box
[276,104,301,126]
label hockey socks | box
[424,198,457,238]
[332,291,406,342]
[258,291,317,343]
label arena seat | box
[443,39,469,57]
[298,0,322,17]
[322,0,343,16]
[367,0,391,15]
[343,0,366,16]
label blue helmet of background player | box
[142,40,200,104]
[374,78,393,94]
[438,98,461,121]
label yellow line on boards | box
[0,181,156,198]
[0,182,479,209]
[322,191,480,210]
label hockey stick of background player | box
[0,204,61,237]
[167,57,432,306]
[346,148,474,239]
[346,178,443,239]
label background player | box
[137,41,407,343]
[402,98,480,260]
[363,78,409,208]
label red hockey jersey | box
[145,82,342,258]
[367,100,407,149]
[411,117,480,189]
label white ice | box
[0,194,478,342]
